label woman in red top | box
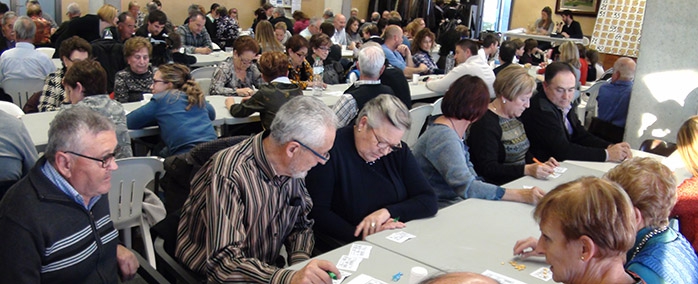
[674,115,698,251]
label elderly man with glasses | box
[177,96,342,283]
[0,106,139,282]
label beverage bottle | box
[445,51,455,74]
[312,58,324,96]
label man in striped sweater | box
[177,96,341,283]
[0,106,139,282]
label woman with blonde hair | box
[255,20,284,53]
[469,65,558,185]
[534,7,554,35]
[674,115,698,252]
[515,177,643,284]
[127,63,217,156]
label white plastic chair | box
[581,79,609,127]
[211,42,221,51]
[36,47,55,58]
[190,66,216,80]
[109,156,164,268]
[196,78,212,96]
[431,97,443,116]
[0,101,24,118]
[2,78,46,107]
[402,104,433,148]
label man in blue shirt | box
[597,57,636,128]
[381,25,426,77]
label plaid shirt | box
[37,68,65,112]
[176,24,213,54]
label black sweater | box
[305,127,437,248]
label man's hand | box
[224,97,236,109]
[607,142,632,163]
[396,44,410,57]
[116,244,139,281]
[290,259,340,284]
[513,237,543,259]
[195,47,213,54]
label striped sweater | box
[0,157,119,283]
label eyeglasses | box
[65,151,117,168]
[293,139,330,161]
[371,128,402,151]
[237,57,254,65]
[317,46,330,51]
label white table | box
[503,31,584,45]
[365,198,551,284]
[500,161,606,192]
[288,241,442,283]
[191,51,232,67]
[301,81,441,107]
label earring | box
[502,98,506,104]
[580,256,585,260]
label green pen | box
[393,217,400,222]
[328,271,337,280]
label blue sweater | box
[127,89,217,156]
[412,123,505,208]
[626,223,698,284]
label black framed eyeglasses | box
[293,139,329,161]
[371,128,402,151]
[65,151,116,168]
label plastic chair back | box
[639,139,677,157]
[402,104,433,147]
[0,101,25,118]
[190,66,216,80]
[582,79,609,126]
[2,78,46,107]
[36,47,56,58]
[196,78,212,96]
[151,211,203,283]
[431,97,443,116]
[109,156,164,268]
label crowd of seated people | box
[3,3,698,284]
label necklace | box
[629,226,668,261]
[448,118,463,140]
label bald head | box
[421,272,498,284]
[334,14,346,30]
[613,57,636,81]
[382,24,403,48]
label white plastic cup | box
[412,74,420,85]
[141,93,153,105]
[409,266,428,284]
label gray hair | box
[45,106,115,163]
[13,16,35,41]
[358,44,385,79]
[2,11,16,26]
[146,2,159,13]
[187,4,200,17]
[274,7,285,15]
[323,9,334,18]
[310,17,323,27]
[614,57,636,81]
[356,94,411,131]
[66,2,81,16]
[270,96,338,148]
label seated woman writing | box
[412,75,544,208]
[468,66,558,185]
[306,95,438,251]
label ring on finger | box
[370,222,376,228]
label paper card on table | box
[336,255,363,271]
[522,185,533,189]
[547,172,561,179]
[530,267,553,281]
[385,231,416,243]
[554,167,568,174]
[346,274,387,284]
[325,91,344,96]
[348,243,372,258]
[481,270,526,284]
[332,270,353,284]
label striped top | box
[176,132,315,283]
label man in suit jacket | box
[520,62,631,163]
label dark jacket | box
[519,87,610,162]
[229,81,302,130]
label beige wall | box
[509,0,596,36]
